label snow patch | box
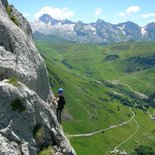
[141,27,147,36]
[118,24,126,30]
[122,31,126,35]
[84,25,97,34]
[54,24,75,31]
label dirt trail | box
[114,118,139,152]
[68,108,135,138]
[111,80,149,99]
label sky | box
[8,0,155,26]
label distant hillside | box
[35,36,155,155]
[31,14,155,44]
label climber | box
[53,88,66,124]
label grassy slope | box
[35,36,155,155]
[37,38,155,95]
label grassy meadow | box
[35,34,155,155]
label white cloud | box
[118,6,140,18]
[34,6,74,20]
[94,8,102,16]
[118,12,125,17]
[141,13,155,19]
[126,6,140,15]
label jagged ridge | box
[31,14,155,44]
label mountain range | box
[31,14,155,44]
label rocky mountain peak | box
[74,20,84,27]
[145,22,155,39]
[146,22,155,29]
[31,14,155,44]
[119,21,140,30]
[95,19,112,27]
[39,13,56,24]
[39,14,75,25]
[61,19,75,25]
[96,19,106,24]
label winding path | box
[147,110,153,117]
[68,108,135,138]
[68,108,140,155]
[114,118,139,152]
[67,69,148,150]
[111,80,149,99]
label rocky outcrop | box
[0,0,50,102]
[0,0,76,154]
[0,81,75,155]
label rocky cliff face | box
[0,0,76,154]
[0,1,50,102]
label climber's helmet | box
[58,88,63,94]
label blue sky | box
[8,0,155,26]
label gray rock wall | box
[0,0,51,102]
[0,0,76,154]
[0,81,75,155]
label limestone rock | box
[1,0,8,7]
[0,0,76,154]
[0,0,51,102]
[0,81,76,155]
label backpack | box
[58,95,66,108]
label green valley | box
[35,33,155,155]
